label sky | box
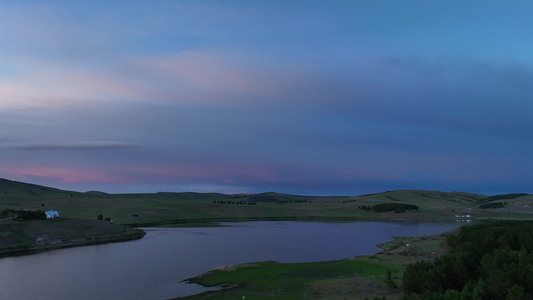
[1,1,533,196]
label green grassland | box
[182,259,396,300]
[0,218,145,256]
[2,178,533,227]
[178,233,450,300]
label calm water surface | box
[0,221,461,299]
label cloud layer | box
[1,1,533,195]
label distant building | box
[45,210,60,218]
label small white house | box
[45,209,60,218]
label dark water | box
[0,221,461,299]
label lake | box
[0,221,461,299]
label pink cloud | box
[132,51,308,105]
[1,160,281,189]
[0,65,143,110]
[119,161,280,184]
[325,168,404,181]
[142,52,268,93]
[1,50,309,110]
[9,167,121,184]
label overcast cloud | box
[1,1,532,195]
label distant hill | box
[479,193,529,203]
[115,191,234,201]
[0,178,338,202]
[2,177,533,227]
[0,178,81,197]
[83,191,110,196]
[246,192,344,203]
[358,189,487,204]
[0,177,527,203]
[0,178,231,200]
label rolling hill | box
[0,178,81,197]
[1,177,532,226]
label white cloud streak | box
[3,141,141,151]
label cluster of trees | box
[275,200,312,204]
[482,193,528,202]
[359,204,373,211]
[0,208,46,220]
[213,200,257,205]
[97,214,111,222]
[358,203,419,214]
[479,202,506,209]
[402,221,533,299]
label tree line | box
[0,208,46,220]
[358,203,419,214]
[213,200,257,205]
[479,202,506,209]
[402,220,533,299]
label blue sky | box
[1,1,532,195]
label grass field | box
[2,178,532,227]
[178,232,451,300]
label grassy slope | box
[0,218,145,256]
[2,178,533,226]
[0,179,149,255]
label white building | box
[45,209,60,218]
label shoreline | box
[0,218,146,258]
[176,226,460,299]
[0,216,471,258]
[0,231,146,258]
[122,214,458,228]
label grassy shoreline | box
[0,218,146,257]
[123,215,450,228]
[177,230,453,300]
